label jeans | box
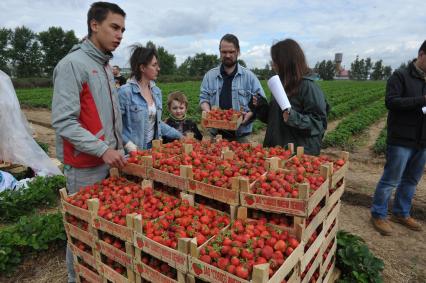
[65,163,109,283]
[371,145,426,219]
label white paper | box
[267,75,291,111]
[422,106,426,114]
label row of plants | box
[328,89,384,121]
[0,175,65,223]
[322,99,387,149]
[373,126,387,155]
[326,87,384,107]
[0,212,66,275]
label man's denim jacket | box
[118,78,182,150]
[199,63,266,136]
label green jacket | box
[255,75,327,155]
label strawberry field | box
[16,80,387,151]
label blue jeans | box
[65,164,109,283]
[371,145,426,219]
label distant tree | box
[237,59,246,68]
[363,57,372,79]
[177,53,219,77]
[9,26,42,77]
[370,60,384,80]
[252,63,274,80]
[144,41,177,75]
[38,26,78,76]
[177,56,191,76]
[383,66,392,79]
[0,28,12,74]
[350,56,365,80]
[316,60,334,80]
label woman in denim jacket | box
[118,45,182,151]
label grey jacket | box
[52,39,123,167]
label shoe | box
[371,217,392,236]
[390,215,422,231]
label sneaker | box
[371,217,393,236]
[390,215,422,231]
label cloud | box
[148,9,217,37]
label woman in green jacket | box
[252,39,328,155]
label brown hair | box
[219,34,240,52]
[419,40,426,54]
[271,39,310,97]
[167,91,188,109]
[87,2,125,37]
[129,44,158,81]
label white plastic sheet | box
[267,75,291,111]
[0,70,62,176]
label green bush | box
[12,77,52,89]
[336,230,384,283]
[0,176,66,223]
[0,213,66,275]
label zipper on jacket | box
[103,65,119,150]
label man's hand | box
[241,111,254,125]
[101,148,127,168]
[201,102,211,112]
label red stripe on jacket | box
[63,82,105,168]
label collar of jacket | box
[302,74,317,81]
[408,60,426,80]
[128,78,157,93]
[217,63,244,78]
[69,39,113,65]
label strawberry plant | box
[336,230,384,283]
[0,175,65,223]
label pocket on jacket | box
[130,105,144,122]
[237,89,251,110]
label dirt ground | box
[3,109,424,283]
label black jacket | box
[386,61,426,148]
[163,117,203,143]
[253,75,328,155]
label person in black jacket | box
[251,39,328,155]
[371,40,426,236]
[164,91,203,143]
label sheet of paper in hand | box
[267,75,291,111]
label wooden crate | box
[295,202,327,244]
[60,188,92,222]
[300,228,325,272]
[148,164,191,191]
[330,152,349,189]
[88,199,136,243]
[69,242,98,270]
[94,239,134,269]
[188,207,303,283]
[133,249,187,283]
[321,237,337,276]
[97,259,135,283]
[121,160,150,179]
[133,216,191,273]
[74,261,103,283]
[201,109,243,131]
[64,222,96,248]
[187,175,242,206]
[240,165,330,217]
[326,179,345,214]
[322,261,340,283]
[324,201,341,235]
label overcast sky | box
[1,0,425,71]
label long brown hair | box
[271,39,309,97]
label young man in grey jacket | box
[51,2,126,282]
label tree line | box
[0,25,411,81]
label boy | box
[164,91,202,142]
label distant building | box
[333,53,350,80]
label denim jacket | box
[118,78,182,150]
[199,63,266,136]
